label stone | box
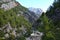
[5,33,9,38]
[26,31,43,40]
[1,1,18,10]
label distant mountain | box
[28,7,43,18]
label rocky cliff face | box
[29,7,43,18]
[0,0,18,10]
[0,0,15,2]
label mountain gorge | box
[1,0,59,40]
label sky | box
[16,0,54,12]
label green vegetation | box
[0,0,60,40]
[0,8,31,27]
[37,13,55,40]
[36,0,60,40]
[0,4,32,40]
[46,0,60,40]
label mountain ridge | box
[28,7,43,18]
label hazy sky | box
[16,0,54,12]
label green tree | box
[37,13,55,40]
[46,0,60,40]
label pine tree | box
[37,13,55,40]
[46,0,60,40]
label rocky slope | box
[0,0,38,40]
[0,0,38,23]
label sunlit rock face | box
[0,0,18,10]
[1,1,18,10]
[29,7,43,18]
[1,0,15,2]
